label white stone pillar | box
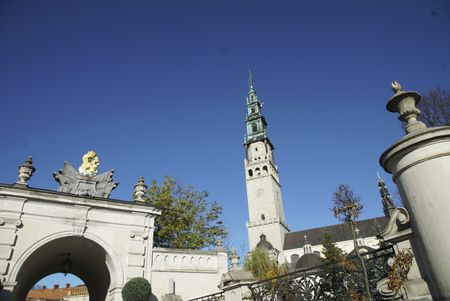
[380,82,450,301]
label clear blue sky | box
[1,0,449,287]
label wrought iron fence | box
[248,245,396,301]
[189,291,225,301]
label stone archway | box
[13,236,112,301]
[0,174,160,301]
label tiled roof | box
[283,217,388,250]
[26,285,88,300]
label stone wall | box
[151,248,228,301]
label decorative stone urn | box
[16,156,35,186]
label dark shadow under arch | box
[14,236,111,301]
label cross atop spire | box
[248,69,254,91]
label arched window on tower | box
[263,166,268,174]
[261,214,265,220]
[255,167,261,176]
[252,123,258,133]
[248,169,253,177]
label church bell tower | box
[244,71,289,254]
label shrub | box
[122,278,152,301]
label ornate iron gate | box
[248,246,396,301]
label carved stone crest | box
[53,152,118,198]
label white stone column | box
[380,82,450,301]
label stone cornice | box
[0,183,162,216]
[247,217,290,231]
[153,248,221,255]
[380,126,450,178]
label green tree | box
[322,231,345,266]
[121,278,152,301]
[321,231,358,301]
[244,248,286,280]
[244,248,271,280]
[146,176,227,249]
[332,184,371,301]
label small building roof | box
[256,234,274,250]
[295,253,322,269]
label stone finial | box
[16,156,35,186]
[229,249,240,269]
[386,81,426,134]
[391,81,402,93]
[133,176,147,202]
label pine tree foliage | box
[321,231,358,301]
[322,231,346,266]
[146,176,227,249]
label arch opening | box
[27,273,88,300]
[14,236,111,301]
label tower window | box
[251,107,256,114]
[252,123,258,133]
[248,169,253,177]
[263,166,268,174]
[255,167,261,175]
[261,214,265,220]
[255,147,258,152]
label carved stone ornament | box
[16,156,35,186]
[129,231,149,240]
[377,207,411,239]
[377,277,402,300]
[53,153,118,198]
[0,218,22,228]
[229,249,240,268]
[133,176,147,202]
[72,220,87,237]
[386,81,427,134]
